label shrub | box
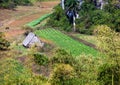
[97,63,120,85]
[0,32,10,50]
[50,49,102,84]
[49,64,77,85]
[34,53,49,66]
[94,25,120,64]
[46,5,72,31]
[50,48,76,65]
[95,25,120,85]
[0,0,32,9]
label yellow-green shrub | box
[49,64,77,85]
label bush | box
[34,53,49,66]
[46,5,72,31]
[97,63,120,85]
[95,25,120,85]
[0,0,32,9]
[50,49,102,84]
[94,25,120,64]
[50,48,76,65]
[49,64,77,85]
[0,32,10,50]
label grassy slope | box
[72,34,97,45]
[35,28,99,56]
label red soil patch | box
[8,10,50,27]
[0,9,13,21]
[0,1,59,40]
[39,1,59,8]
[4,29,25,39]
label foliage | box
[49,64,77,85]
[0,58,47,85]
[47,1,120,34]
[34,53,49,66]
[46,5,72,31]
[50,48,104,85]
[35,28,98,56]
[0,0,32,9]
[97,63,120,85]
[0,32,10,50]
[0,0,55,8]
[50,48,76,65]
[65,0,79,10]
[95,25,120,85]
[77,1,120,34]
[73,55,104,85]
[94,25,120,64]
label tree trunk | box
[73,16,76,32]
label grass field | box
[35,28,99,56]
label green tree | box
[65,0,79,31]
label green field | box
[35,28,99,56]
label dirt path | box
[0,1,59,40]
[66,32,97,50]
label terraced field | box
[35,28,99,56]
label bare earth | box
[0,1,59,40]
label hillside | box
[0,0,120,85]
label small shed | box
[22,32,44,48]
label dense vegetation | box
[95,25,120,85]
[0,32,10,50]
[76,1,120,34]
[47,0,120,34]
[0,0,52,8]
[0,0,32,8]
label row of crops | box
[35,28,99,57]
[26,13,52,28]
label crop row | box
[35,28,99,57]
[26,13,52,28]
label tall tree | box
[64,0,79,31]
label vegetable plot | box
[35,28,99,56]
[26,13,52,28]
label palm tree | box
[64,0,79,31]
